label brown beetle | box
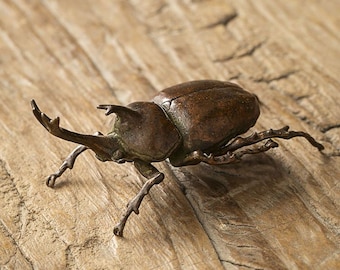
[31,80,324,236]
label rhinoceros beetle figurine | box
[31,80,324,236]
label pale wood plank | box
[0,0,339,269]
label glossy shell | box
[153,80,260,156]
[113,102,181,162]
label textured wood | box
[0,0,339,269]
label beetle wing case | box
[153,80,260,154]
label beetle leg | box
[207,139,279,165]
[46,145,88,187]
[113,160,164,237]
[219,125,324,155]
[46,131,103,188]
[180,139,278,165]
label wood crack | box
[0,160,35,268]
[212,40,266,63]
[254,70,297,83]
[0,215,34,269]
[222,259,264,270]
[237,40,266,58]
[204,12,238,29]
[65,244,75,269]
[321,124,340,133]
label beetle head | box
[89,134,124,163]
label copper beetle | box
[31,80,324,236]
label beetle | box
[31,80,324,236]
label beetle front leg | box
[46,131,103,187]
[47,145,88,187]
[113,160,164,237]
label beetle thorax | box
[110,102,181,162]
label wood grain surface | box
[0,0,339,269]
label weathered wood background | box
[0,0,339,269]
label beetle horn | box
[31,100,118,160]
[97,104,140,118]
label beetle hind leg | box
[195,125,324,165]
[172,126,323,167]
[179,139,278,165]
[220,125,324,155]
[211,139,279,165]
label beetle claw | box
[46,174,57,188]
[113,223,124,237]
